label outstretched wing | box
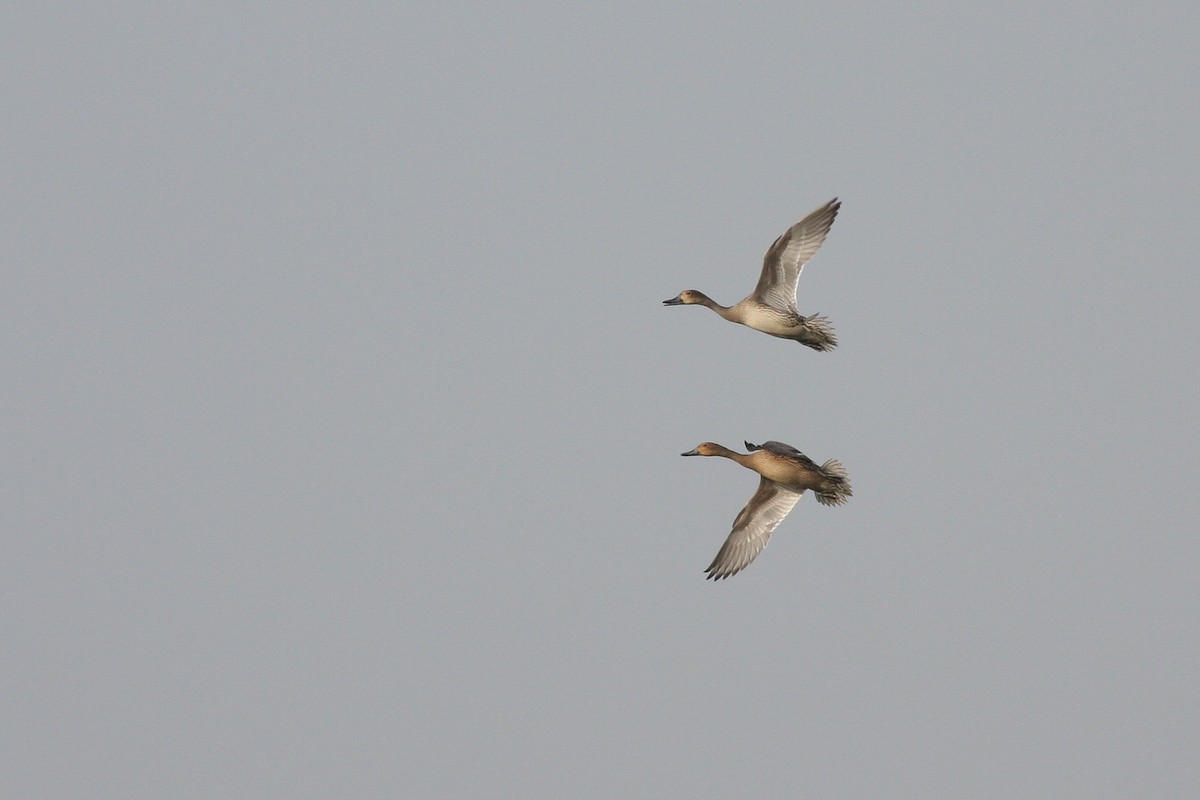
[752,198,840,311]
[704,478,802,580]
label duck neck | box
[693,292,732,316]
[708,444,750,464]
[702,295,743,323]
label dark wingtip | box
[744,440,760,451]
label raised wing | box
[747,439,823,472]
[752,198,840,311]
[704,478,802,580]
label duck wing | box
[746,440,823,472]
[751,198,840,311]
[704,478,802,580]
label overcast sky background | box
[4,3,1199,798]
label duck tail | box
[814,459,852,506]
[797,314,837,352]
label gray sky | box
[4,3,1199,798]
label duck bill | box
[680,448,700,456]
[662,296,684,305]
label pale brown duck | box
[681,440,851,580]
[663,198,842,351]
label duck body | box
[726,300,811,338]
[663,198,841,352]
[681,440,851,580]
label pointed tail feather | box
[814,458,852,506]
[797,314,837,352]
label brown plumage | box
[681,440,851,580]
[663,199,841,351]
